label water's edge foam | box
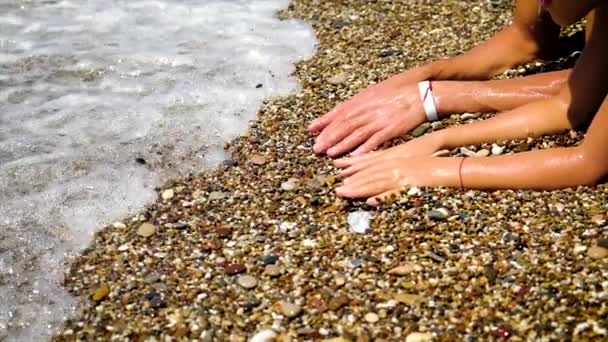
[0,0,316,340]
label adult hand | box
[335,156,459,206]
[309,69,430,157]
[334,132,444,176]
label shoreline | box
[54,1,607,341]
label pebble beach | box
[53,1,606,341]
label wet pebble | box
[250,329,277,342]
[91,285,110,302]
[259,255,279,265]
[264,265,282,277]
[161,189,174,200]
[279,301,302,318]
[137,223,156,238]
[411,123,431,137]
[144,273,161,284]
[224,263,247,275]
[426,207,449,220]
[144,292,166,309]
[395,293,424,305]
[237,275,258,289]
[364,312,379,323]
[250,154,268,165]
[208,191,227,201]
[491,143,505,155]
[328,72,348,85]
[405,332,433,342]
[588,246,608,259]
[347,210,372,234]
[280,178,299,191]
[328,294,350,311]
[388,263,421,275]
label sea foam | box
[0,0,315,340]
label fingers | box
[326,125,376,157]
[351,128,393,156]
[308,103,348,134]
[313,113,369,155]
[334,151,380,168]
[336,176,392,199]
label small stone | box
[411,123,431,137]
[214,226,232,238]
[407,187,422,196]
[328,294,350,311]
[426,207,449,220]
[250,329,277,342]
[161,189,175,200]
[598,239,608,249]
[301,239,317,247]
[348,210,372,234]
[459,147,477,157]
[265,265,282,277]
[491,144,505,155]
[259,255,279,265]
[574,245,587,253]
[460,113,480,120]
[364,312,379,323]
[279,301,302,318]
[513,142,530,152]
[92,285,110,302]
[224,263,247,275]
[475,149,490,157]
[591,214,606,225]
[431,149,450,157]
[395,293,424,305]
[334,274,346,287]
[112,222,126,229]
[144,292,166,308]
[328,72,348,85]
[280,179,299,191]
[237,275,258,289]
[279,221,297,232]
[137,223,156,238]
[307,177,322,190]
[208,191,227,201]
[250,154,267,165]
[588,246,608,259]
[144,273,161,284]
[388,263,421,275]
[349,258,363,268]
[405,332,433,342]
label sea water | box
[0,0,315,340]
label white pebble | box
[406,332,433,342]
[250,329,277,342]
[161,188,175,200]
[407,187,422,196]
[348,210,372,234]
[491,143,505,155]
[364,312,379,323]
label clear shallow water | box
[0,0,315,340]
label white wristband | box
[418,80,438,121]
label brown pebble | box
[250,154,267,165]
[388,263,421,275]
[224,263,247,275]
[588,246,608,259]
[395,293,424,305]
[214,226,232,238]
[92,284,110,302]
[328,294,350,311]
[137,223,156,238]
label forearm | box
[432,94,571,150]
[433,70,570,115]
[430,147,593,190]
[427,24,549,81]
